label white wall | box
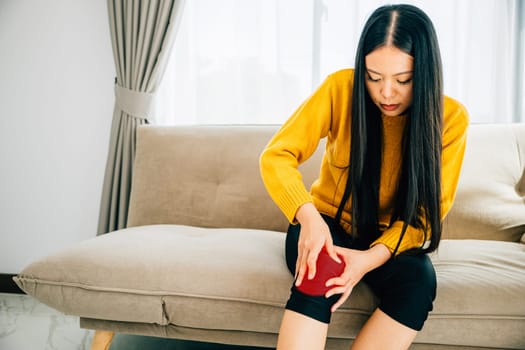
[0,1,115,273]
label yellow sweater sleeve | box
[371,97,470,254]
[259,74,339,223]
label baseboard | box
[0,273,25,294]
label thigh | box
[363,254,437,295]
[363,253,437,330]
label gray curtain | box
[98,0,185,234]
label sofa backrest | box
[127,125,316,232]
[442,123,525,241]
[128,124,525,242]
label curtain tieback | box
[115,84,156,122]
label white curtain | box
[98,0,185,235]
[155,0,524,125]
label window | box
[155,0,524,125]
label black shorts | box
[284,215,436,331]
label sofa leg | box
[90,330,115,350]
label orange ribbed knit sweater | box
[260,69,469,254]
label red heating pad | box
[296,248,346,296]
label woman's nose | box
[381,81,395,99]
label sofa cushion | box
[127,126,324,233]
[14,225,525,348]
[421,239,525,349]
[14,225,376,333]
[443,124,525,242]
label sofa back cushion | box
[128,124,525,242]
[442,123,525,241]
[127,125,320,232]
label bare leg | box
[350,309,417,350]
[277,310,328,350]
[90,330,114,350]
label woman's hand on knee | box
[324,248,372,312]
[294,203,340,287]
[295,220,335,287]
[325,244,392,312]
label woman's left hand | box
[325,244,391,312]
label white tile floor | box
[0,293,93,350]
[0,293,271,350]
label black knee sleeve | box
[285,285,341,324]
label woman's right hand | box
[295,203,341,287]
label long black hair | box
[334,4,443,255]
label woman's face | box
[365,45,414,117]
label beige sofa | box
[15,123,525,349]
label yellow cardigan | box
[259,69,469,254]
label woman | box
[259,4,469,350]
